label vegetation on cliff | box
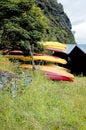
[35,0,76,44]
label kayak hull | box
[20,64,74,81]
[43,71,73,81]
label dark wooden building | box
[53,44,86,75]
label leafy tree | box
[0,0,47,53]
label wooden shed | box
[53,44,86,75]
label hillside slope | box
[35,0,76,44]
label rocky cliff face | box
[35,0,76,44]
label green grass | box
[0,56,86,130]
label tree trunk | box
[29,48,36,71]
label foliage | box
[0,0,76,54]
[0,55,19,73]
[0,71,86,129]
[35,0,76,44]
[0,55,32,97]
[0,0,47,52]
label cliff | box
[35,0,76,44]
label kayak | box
[1,50,24,55]
[40,41,67,51]
[9,50,24,55]
[6,55,67,64]
[20,64,74,81]
[46,48,65,53]
[20,64,33,70]
[39,65,74,79]
[43,71,73,81]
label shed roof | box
[64,44,86,54]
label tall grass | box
[0,55,86,130]
[0,55,19,73]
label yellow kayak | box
[20,64,33,70]
[6,55,67,64]
[20,64,67,71]
[40,41,67,50]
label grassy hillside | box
[0,56,86,129]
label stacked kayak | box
[40,64,74,81]
[40,41,67,51]
[38,41,74,81]
[1,41,74,81]
[6,55,67,64]
[1,50,24,55]
[20,64,74,81]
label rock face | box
[35,0,76,44]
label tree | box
[0,0,47,53]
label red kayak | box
[46,48,64,52]
[9,50,24,55]
[42,71,73,81]
[1,50,24,55]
